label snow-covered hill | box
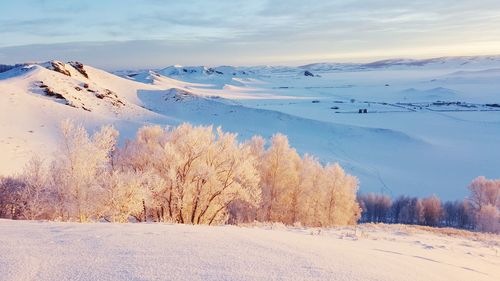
[0,219,498,281]
[300,55,500,72]
[0,61,169,174]
[1,56,500,199]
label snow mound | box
[158,65,252,78]
[7,63,127,112]
[0,61,162,174]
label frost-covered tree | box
[467,177,500,232]
[293,154,325,226]
[99,171,146,222]
[468,176,500,211]
[117,124,261,225]
[322,164,360,225]
[115,125,171,221]
[475,204,500,233]
[3,122,361,226]
[245,135,266,161]
[253,134,360,226]
[258,133,301,222]
[51,120,118,222]
[17,156,50,220]
[226,136,268,224]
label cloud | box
[0,0,499,65]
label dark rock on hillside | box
[95,89,125,107]
[164,88,194,102]
[50,61,71,77]
[36,81,65,99]
[43,87,65,100]
[69,61,89,78]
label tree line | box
[358,176,500,233]
[1,121,498,233]
[0,121,360,226]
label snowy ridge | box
[0,61,151,114]
[118,55,500,84]
[0,61,165,175]
[300,55,500,72]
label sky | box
[1,0,500,69]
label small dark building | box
[304,70,315,77]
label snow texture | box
[0,219,498,281]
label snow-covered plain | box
[0,219,498,281]
[1,56,500,199]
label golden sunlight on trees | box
[0,121,360,226]
[1,121,498,233]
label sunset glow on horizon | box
[1,0,500,69]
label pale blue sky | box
[1,0,500,69]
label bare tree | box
[359,193,392,223]
[422,195,442,226]
[0,177,24,219]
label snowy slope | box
[0,220,498,281]
[127,56,500,199]
[1,56,500,199]
[0,61,169,175]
